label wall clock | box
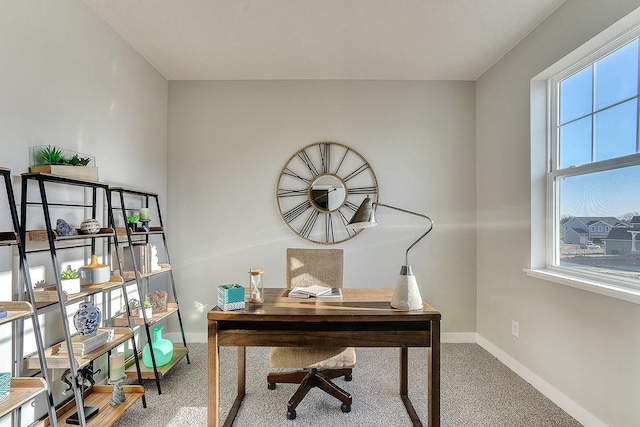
[276,142,379,244]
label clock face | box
[276,142,378,244]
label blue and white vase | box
[73,301,101,336]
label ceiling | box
[82,0,566,81]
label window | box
[548,34,640,292]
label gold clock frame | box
[276,142,379,244]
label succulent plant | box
[38,145,65,165]
[60,265,79,280]
[37,146,92,167]
[67,154,92,166]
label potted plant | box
[60,265,80,294]
[29,145,99,181]
[126,212,139,231]
[141,299,153,319]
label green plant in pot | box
[126,212,139,231]
[60,265,80,294]
[141,299,153,319]
[39,146,65,165]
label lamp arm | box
[373,202,434,266]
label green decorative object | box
[142,326,173,368]
[0,372,10,401]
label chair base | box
[267,368,353,419]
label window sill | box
[524,268,640,305]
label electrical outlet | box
[512,320,519,338]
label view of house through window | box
[552,35,640,288]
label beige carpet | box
[113,343,581,427]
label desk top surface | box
[208,288,440,322]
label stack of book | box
[288,285,342,299]
[58,329,110,356]
[116,242,153,275]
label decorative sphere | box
[80,219,101,234]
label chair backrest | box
[286,248,343,289]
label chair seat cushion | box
[269,347,356,369]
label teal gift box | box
[0,372,10,401]
[217,284,245,311]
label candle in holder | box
[109,352,125,381]
[138,208,150,220]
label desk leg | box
[428,320,441,427]
[400,347,422,426]
[222,347,246,427]
[208,320,219,427]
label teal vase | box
[142,326,174,368]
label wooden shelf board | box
[42,384,144,427]
[0,301,33,326]
[0,378,47,418]
[124,347,188,380]
[116,226,163,236]
[32,276,124,303]
[27,328,133,370]
[28,228,114,242]
[0,232,18,246]
[122,263,171,280]
[111,303,179,327]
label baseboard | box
[477,334,606,427]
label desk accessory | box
[217,284,245,310]
[249,269,264,304]
[348,196,433,310]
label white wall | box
[0,0,168,202]
[167,80,477,338]
[476,1,640,426]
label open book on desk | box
[288,286,342,299]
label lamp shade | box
[347,196,377,230]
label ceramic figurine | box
[56,218,75,236]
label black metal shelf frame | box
[19,173,146,427]
[0,168,57,426]
[110,186,190,394]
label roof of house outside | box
[575,217,620,226]
[605,228,639,240]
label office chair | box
[267,248,356,420]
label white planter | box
[139,307,152,319]
[61,278,80,294]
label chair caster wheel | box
[344,374,353,381]
[341,404,351,413]
[287,410,296,420]
[267,382,276,390]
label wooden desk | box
[207,288,440,427]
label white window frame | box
[527,12,640,305]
